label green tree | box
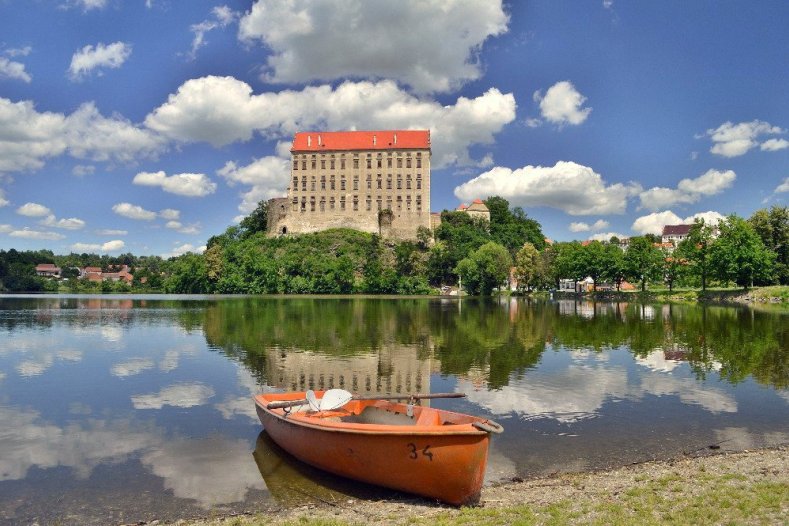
[580,241,608,291]
[662,248,685,292]
[749,206,789,284]
[239,200,269,237]
[553,242,586,283]
[676,219,716,291]
[455,242,512,296]
[513,242,539,292]
[485,196,546,255]
[710,215,775,287]
[624,237,663,291]
[602,243,626,290]
[163,253,211,293]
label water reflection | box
[0,294,787,524]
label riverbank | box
[169,446,788,526]
[550,285,789,306]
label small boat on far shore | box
[254,390,503,505]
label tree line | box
[2,200,786,295]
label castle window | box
[330,175,335,190]
[366,157,372,169]
[292,197,298,211]
[310,196,315,211]
[406,156,412,169]
[320,197,325,211]
[341,156,346,170]
[387,157,392,168]
[406,195,412,210]
[293,160,298,170]
[396,195,402,211]
[301,197,306,211]
[366,174,372,189]
[377,197,382,210]
[341,176,346,191]
[397,157,402,168]
[377,175,382,189]
[321,159,326,170]
[416,174,422,190]
[416,195,422,211]
[353,156,359,169]
[406,175,412,189]
[340,196,346,210]
[353,195,359,211]
[353,175,359,191]
[397,175,402,190]
[330,197,335,210]
[310,176,316,191]
[301,176,307,191]
[416,153,422,168]
[292,177,298,190]
[302,160,307,170]
[330,158,335,170]
[377,157,382,169]
[386,176,392,190]
[311,156,316,169]
[386,197,392,209]
[366,196,372,211]
[321,175,326,190]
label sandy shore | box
[164,445,788,526]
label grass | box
[179,468,789,526]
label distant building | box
[35,263,61,278]
[267,130,431,240]
[456,199,491,222]
[661,224,692,245]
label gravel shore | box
[167,445,788,526]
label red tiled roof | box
[291,130,430,152]
[472,198,483,204]
[36,263,59,270]
[84,267,102,273]
[662,224,692,236]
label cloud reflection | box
[132,383,215,409]
[111,358,155,377]
[141,437,265,507]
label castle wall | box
[268,139,431,240]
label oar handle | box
[353,392,465,401]
[266,392,465,410]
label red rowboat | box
[253,390,502,505]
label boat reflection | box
[252,431,397,505]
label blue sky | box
[0,0,787,257]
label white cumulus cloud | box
[705,120,784,157]
[589,231,627,242]
[112,202,157,221]
[0,189,8,207]
[775,177,789,193]
[238,0,509,93]
[159,208,180,220]
[189,5,239,59]
[0,57,31,83]
[217,157,290,213]
[40,215,86,230]
[145,76,515,169]
[161,243,206,259]
[0,98,163,175]
[9,228,65,240]
[133,170,217,197]
[16,202,51,217]
[569,219,609,232]
[639,169,736,211]
[761,138,789,152]
[455,161,641,215]
[70,239,125,253]
[68,41,132,81]
[534,81,592,126]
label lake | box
[0,295,787,524]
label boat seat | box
[340,405,416,426]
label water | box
[0,295,787,524]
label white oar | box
[267,389,465,410]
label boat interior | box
[285,399,476,427]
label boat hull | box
[254,393,492,505]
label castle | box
[267,130,432,239]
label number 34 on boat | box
[254,389,503,506]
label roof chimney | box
[393,133,397,145]
[317,134,322,146]
[373,134,377,146]
[307,135,312,147]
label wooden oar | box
[266,391,465,410]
